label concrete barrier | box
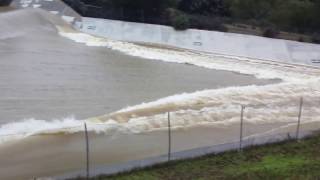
[81,17,320,67]
[10,0,320,67]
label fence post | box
[296,97,303,141]
[168,112,172,161]
[84,123,90,179]
[239,105,245,151]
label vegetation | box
[312,33,320,44]
[63,0,320,42]
[262,27,279,38]
[0,0,12,6]
[72,133,320,179]
[165,8,190,30]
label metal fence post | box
[84,123,90,179]
[168,112,172,161]
[239,105,245,151]
[296,97,303,141]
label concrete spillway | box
[0,6,320,180]
[0,9,277,124]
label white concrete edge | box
[80,17,320,67]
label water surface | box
[0,9,278,124]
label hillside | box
[62,0,320,44]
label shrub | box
[189,15,227,32]
[0,0,12,6]
[164,8,190,30]
[298,37,305,42]
[172,14,190,30]
[312,33,320,44]
[263,28,279,38]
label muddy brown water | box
[0,9,279,124]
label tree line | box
[63,0,320,42]
[0,0,12,6]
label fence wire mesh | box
[0,96,319,179]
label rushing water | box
[6,9,317,180]
[0,9,277,124]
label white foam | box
[57,28,320,83]
[62,16,75,23]
[50,11,59,15]
[55,28,320,137]
[0,117,83,143]
[1,80,319,143]
[97,79,320,130]
[1,24,320,144]
[32,4,41,8]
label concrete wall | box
[10,0,320,67]
[81,17,320,67]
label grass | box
[74,133,320,180]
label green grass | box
[75,133,320,180]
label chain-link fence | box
[0,96,319,179]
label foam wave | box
[1,79,319,143]
[97,79,320,122]
[1,18,320,143]
[56,28,320,133]
[58,27,320,83]
[0,117,84,143]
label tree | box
[178,0,229,16]
[0,0,12,6]
[172,13,190,30]
[228,0,280,20]
[108,0,178,13]
[311,0,320,30]
[228,0,319,33]
[269,0,315,32]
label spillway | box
[1,8,320,180]
[0,9,276,124]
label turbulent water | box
[0,9,276,125]
[1,0,319,135]
[1,8,320,180]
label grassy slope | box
[80,133,320,180]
